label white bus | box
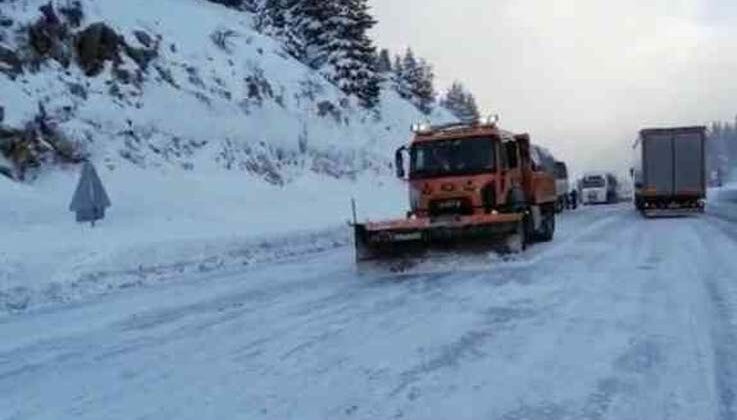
[580,172,618,205]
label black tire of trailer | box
[634,195,645,211]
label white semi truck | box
[580,172,618,205]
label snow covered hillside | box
[0,0,451,181]
[0,0,454,313]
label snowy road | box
[2,205,737,420]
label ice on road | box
[2,205,737,420]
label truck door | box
[644,133,674,196]
[501,140,521,204]
[673,131,705,197]
[515,135,533,196]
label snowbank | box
[0,166,406,314]
[709,184,737,223]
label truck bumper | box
[640,196,705,217]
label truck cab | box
[581,172,618,205]
[396,122,556,220]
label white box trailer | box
[633,126,706,215]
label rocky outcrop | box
[75,22,122,76]
[0,45,22,78]
[73,21,158,77]
[0,104,85,181]
[12,3,159,79]
[28,2,72,68]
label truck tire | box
[555,197,565,214]
[634,195,644,211]
[536,207,556,242]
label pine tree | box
[242,0,259,12]
[376,49,392,73]
[259,0,383,107]
[392,54,409,98]
[394,49,415,100]
[321,0,381,108]
[289,0,339,67]
[255,0,290,39]
[413,58,436,114]
[441,81,480,123]
[207,0,250,11]
[395,49,435,114]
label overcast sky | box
[370,0,737,176]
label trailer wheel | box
[634,195,644,211]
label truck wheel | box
[555,198,563,214]
[537,208,555,242]
[634,195,644,211]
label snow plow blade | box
[354,213,524,262]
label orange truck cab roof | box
[411,122,525,144]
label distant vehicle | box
[353,118,558,261]
[580,172,618,205]
[554,161,569,212]
[632,126,706,216]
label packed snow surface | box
[2,203,737,420]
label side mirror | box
[395,146,407,179]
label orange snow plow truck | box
[354,118,558,261]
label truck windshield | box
[555,162,568,180]
[582,176,605,188]
[410,137,495,179]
